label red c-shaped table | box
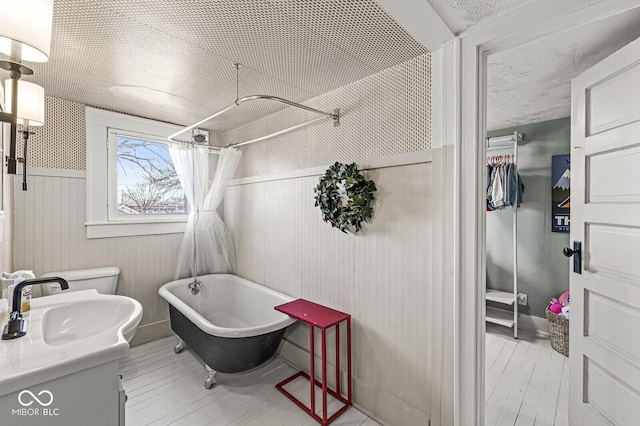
[275,299,352,425]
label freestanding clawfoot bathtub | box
[158,274,296,388]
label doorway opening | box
[476,8,640,425]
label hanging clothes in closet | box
[486,155,524,211]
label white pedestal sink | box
[42,296,141,346]
[0,289,143,426]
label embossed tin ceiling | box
[4,0,428,131]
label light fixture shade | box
[0,0,54,62]
[5,79,45,126]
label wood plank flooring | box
[120,336,378,426]
[485,324,569,426]
[121,329,567,425]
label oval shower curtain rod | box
[168,63,340,150]
[168,95,340,149]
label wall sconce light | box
[5,79,45,190]
[0,0,53,190]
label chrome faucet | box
[2,277,69,340]
[188,280,201,295]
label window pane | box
[116,136,187,215]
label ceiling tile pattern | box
[9,0,428,132]
[272,0,427,71]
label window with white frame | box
[86,107,208,238]
[108,129,188,220]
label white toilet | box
[40,266,121,296]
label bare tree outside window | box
[116,136,187,215]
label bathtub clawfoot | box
[160,275,295,377]
[204,365,217,389]
[174,337,186,354]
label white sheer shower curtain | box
[170,146,243,280]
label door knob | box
[564,242,582,274]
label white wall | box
[13,168,181,344]
[221,51,454,425]
[8,48,456,424]
[10,98,184,345]
[10,97,230,345]
[225,159,439,425]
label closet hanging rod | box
[486,132,523,150]
[168,94,340,145]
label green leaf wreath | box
[314,162,376,233]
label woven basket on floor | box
[546,308,569,357]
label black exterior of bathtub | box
[168,305,287,373]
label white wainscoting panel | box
[298,173,356,376]
[299,175,355,314]
[225,161,433,425]
[263,178,306,299]
[224,181,267,285]
[354,163,431,413]
[13,173,181,344]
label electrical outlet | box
[518,293,528,306]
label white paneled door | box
[570,36,640,425]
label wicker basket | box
[546,308,569,357]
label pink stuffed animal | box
[558,291,570,307]
[549,291,570,316]
[549,300,562,314]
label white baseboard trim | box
[276,337,342,389]
[276,338,429,426]
[130,319,173,347]
[518,311,551,337]
[354,377,429,426]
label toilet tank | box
[40,266,121,296]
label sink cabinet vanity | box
[0,360,124,426]
[0,290,142,426]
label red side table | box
[275,299,352,425]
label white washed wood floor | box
[120,336,379,426]
[485,324,569,426]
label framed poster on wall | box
[552,154,570,232]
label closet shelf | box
[486,289,516,305]
[486,307,515,328]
